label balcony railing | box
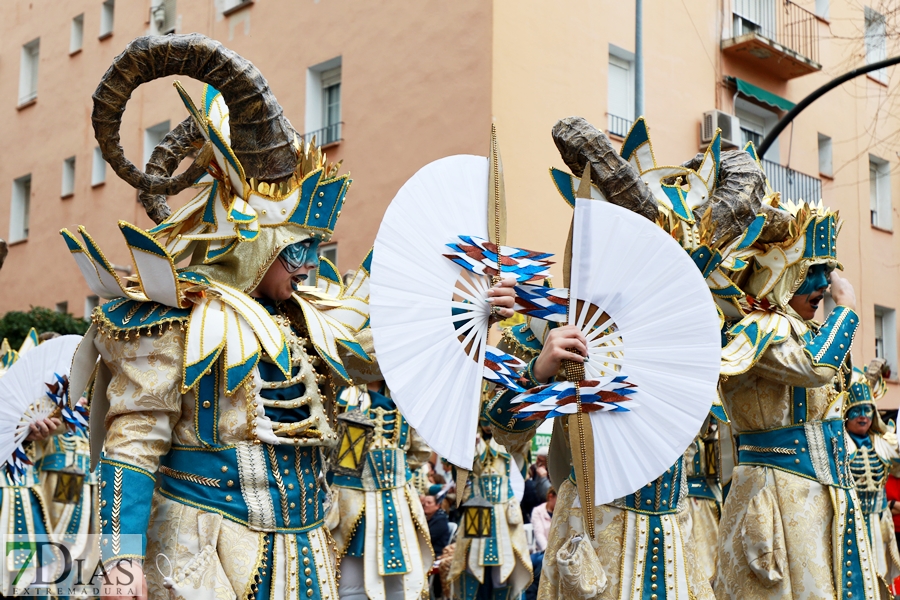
[607,114,633,139]
[301,122,343,147]
[724,0,821,79]
[762,159,822,202]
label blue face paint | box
[280,238,320,273]
[847,404,874,420]
[795,263,831,295]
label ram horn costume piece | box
[92,35,297,208]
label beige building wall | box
[0,0,492,316]
[1,0,898,409]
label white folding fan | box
[0,335,82,481]
[370,150,552,469]
[512,200,721,510]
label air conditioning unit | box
[701,110,741,148]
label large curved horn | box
[139,116,209,224]
[92,34,296,199]
[551,117,659,222]
[683,151,792,245]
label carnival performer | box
[62,35,361,600]
[0,330,64,591]
[682,419,724,585]
[62,35,521,600]
[844,359,900,597]
[488,112,784,600]
[717,198,878,598]
[328,382,434,600]
[449,418,531,600]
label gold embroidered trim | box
[813,308,849,363]
[158,465,221,488]
[111,467,122,555]
[266,444,290,527]
[738,445,797,455]
[297,447,308,526]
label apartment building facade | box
[1,0,898,405]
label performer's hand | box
[533,325,588,383]
[487,276,516,321]
[829,272,856,311]
[102,559,147,600]
[25,417,61,441]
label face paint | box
[795,264,831,295]
[280,239,320,273]
[846,404,874,420]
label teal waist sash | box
[686,477,718,502]
[158,443,325,533]
[736,419,852,489]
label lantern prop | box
[331,409,376,478]
[52,465,86,504]
[462,495,493,538]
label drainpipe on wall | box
[635,0,644,119]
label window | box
[9,175,31,243]
[735,98,779,162]
[100,0,115,39]
[321,67,341,145]
[305,57,342,145]
[61,156,76,198]
[150,0,177,35]
[92,147,106,186]
[70,14,84,54]
[144,121,170,167]
[84,295,99,317]
[732,0,776,40]
[869,154,891,230]
[18,38,40,105]
[815,0,829,20]
[875,306,897,376]
[319,243,338,267]
[865,7,887,83]
[55,301,68,314]
[607,45,635,137]
[817,133,832,178]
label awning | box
[726,76,795,112]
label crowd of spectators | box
[416,445,554,598]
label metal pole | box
[635,0,644,118]
[758,55,900,156]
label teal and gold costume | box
[63,35,377,600]
[717,197,878,599]
[449,431,531,600]
[845,362,900,597]
[0,331,97,593]
[488,115,779,600]
[328,387,434,600]
[683,415,726,585]
[0,331,54,589]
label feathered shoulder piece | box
[61,222,292,395]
